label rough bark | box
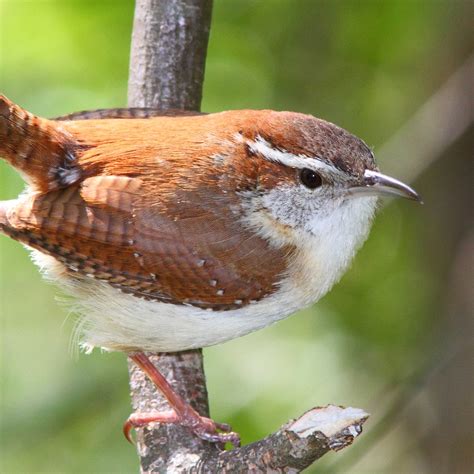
[126,1,368,472]
[128,0,212,110]
[199,406,369,472]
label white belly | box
[31,250,313,352]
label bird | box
[0,94,420,447]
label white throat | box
[253,192,378,306]
[290,196,378,304]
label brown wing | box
[6,176,290,310]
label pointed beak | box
[349,170,423,203]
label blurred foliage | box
[0,1,472,473]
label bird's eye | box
[299,168,323,189]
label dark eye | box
[299,168,323,189]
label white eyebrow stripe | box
[247,135,342,176]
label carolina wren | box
[0,95,420,446]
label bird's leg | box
[124,352,241,447]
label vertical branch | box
[127,0,215,471]
[128,0,213,110]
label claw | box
[226,432,241,448]
[123,418,135,445]
[196,428,241,448]
[193,418,240,448]
[215,421,232,432]
[123,410,179,444]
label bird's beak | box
[349,170,422,203]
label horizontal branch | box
[198,405,367,472]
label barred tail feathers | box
[0,95,81,192]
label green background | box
[1,1,472,472]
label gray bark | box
[128,0,212,110]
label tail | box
[0,95,82,192]
[0,199,15,235]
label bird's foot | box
[123,409,241,448]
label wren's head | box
[216,110,421,300]
[230,111,419,247]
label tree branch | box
[201,406,368,472]
[126,1,368,471]
[128,0,212,110]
